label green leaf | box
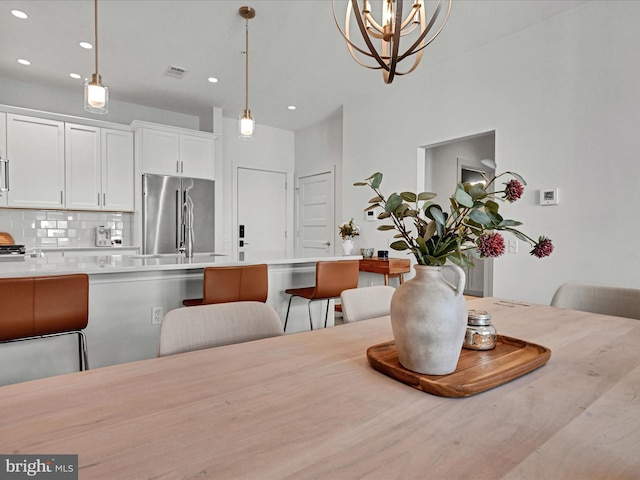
[377,211,391,219]
[390,240,410,251]
[469,185,488,201]
[506,171,527,186]
[368,195,383,203]
[385,193,403,212]
[428,206,446,226]
[497,219,523,227]
[353,182,368,186]
[484,200,499,214]
[377,225,396,231]
[423,221,437,241]
[394,203,410,218]
[370,172,383,189]
[364,204,379,211]
[454,186,474,208]
[418,192,437,201]
[400,192,417,203]
[469,209,492,225]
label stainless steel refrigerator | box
[142,174,215,255]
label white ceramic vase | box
[342,239,354,255]
[390,264,468,375]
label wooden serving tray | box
[366,335,551,397]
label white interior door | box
[296,171,334,257]
[237,168,287,258]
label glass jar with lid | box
[463,309,497,350]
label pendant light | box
[84,0,108,114]
[333,0,452,84]
[238,6,256,140]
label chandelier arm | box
[399,2,422,31]
[333,0,389,69]
[397,0,451,62]
[391,47,425,76]
[349,0,391,70]
[383,0,404,84]
[363,11,383,33]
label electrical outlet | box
[508,240,518,254]
[151,306,163,325]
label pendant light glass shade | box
[84,73,108,114]
[239,109,255,139]
[84,0,108,114]
[238,6,255,140]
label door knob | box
[324,241,331,246]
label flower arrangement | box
[354,171,553,267]
[338,218,360,240]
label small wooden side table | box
[359,257,411,286]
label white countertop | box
[0,252,362,278]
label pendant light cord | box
[94,0,99,75]
[244,17,249,112]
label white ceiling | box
[0,0,588,131]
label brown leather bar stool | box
[284,260,359,331]
[0,273,90,371]
[183,264,268,306]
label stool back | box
[313,260,360,299]
[203,264,268,304]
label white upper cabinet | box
[65,123,101,210]
[65,124,134,211]
[0,113,7,207]
[6,114,65,209]
[133,122,215,180]
[101,129,134,211]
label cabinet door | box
[65,123,101,210]
[0,113,7,207]
[6,114,65,208]
[140,128,180,175]
[102,129,134,211]
[180,134,213,179]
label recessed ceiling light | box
[17,58,31,66]
[79,41,93,49]
[69,73,82,79]
[208,77,219,83]
[288,105,297,110]
[11,9,28,19]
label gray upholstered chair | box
[158,301,284,357]
[340,285,396,323]
[551,282,640,320]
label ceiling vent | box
[165,65,188,79]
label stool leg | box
[284,296,295,332]
[78,331,89,371]
[324,299,330,328]
[307,301,314,331]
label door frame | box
[294,166,336,257]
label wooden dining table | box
[1,297,639,479]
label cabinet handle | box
[60,191,64,205]
[0,158,8,191]
[98,193,101,206]
[176,161,180,174]
[181,161,184,174]
[103,193,106,206]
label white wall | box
[221,116,295,258]
[294,108,344,253]
[0,76,200,130]
[342,1,640,305]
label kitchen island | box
[0,252,361,385]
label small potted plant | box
[338,218,360,255]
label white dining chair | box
[340,285,396,323]
[551,282,640,320]
[158,301,284,356]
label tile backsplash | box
[0,209,133,250]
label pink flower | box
[504,179,524,203]
[531,236,554,258]
[476,233,505,258]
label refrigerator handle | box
[176,189,182,249]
